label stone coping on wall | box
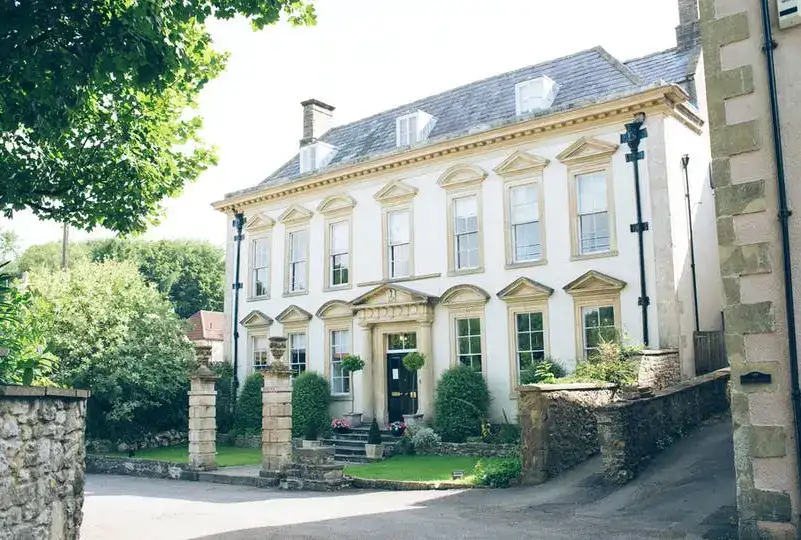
[518,382,617,394]
[639,348,679,357]
[85,455,191,480]
[347,476,476,491]
[0,385,90,398]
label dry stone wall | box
[636,349,682,391]
[0,386,89,540]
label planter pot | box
[402,413,424,428]
[365,443,384,460]
[302,440,322,449]
[343,412,363,428]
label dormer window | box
[396,110,436,147]
[515,76,559,116]
[300,141,337,174]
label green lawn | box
[105,444,261,467]
[344,455,503,483]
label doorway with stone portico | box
[350,284,436,425]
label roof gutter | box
[212,84,697,214]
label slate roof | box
[186,310,226,341]
[247,44,699,195]
[624,47,699,86]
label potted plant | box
[340,354,365,427]
[388,421,406,437]
[364,418,384,460]
[331,418,351,433]
[401,351,426,426]
[302,419,321,449]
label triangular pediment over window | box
[315,300,353,320]
[563,270,626,296]
[556,137,619,165]
[245,213,275,232]
[275,305,312,324]
[436,164,488,189]
[373,179,419,204]
[351,284,436,308]
[497,277,554,301]
[493,151,550,177]
[278,205,313,224]
[316,194,356,216]
[439,284,490,307]
[240,310,273,328]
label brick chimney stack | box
[675,0,700,50]
[299,99,335,147]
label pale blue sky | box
[4,0,681,250]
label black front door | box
[387,353,417,423]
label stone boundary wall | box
[419,442,518,458]
[216,433,261,449]
[84,455,190,480]
[86,430,187,454]
[636,349,681,391]
[518,383,616,484]
[0,386,89,540]
[596,368,730,485]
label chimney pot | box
[300,99,335,147]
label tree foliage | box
[233,373,264,435]
[0,0,316,233]
[292,372,331,438]
[17,238,224,317]
[25,260,194,441]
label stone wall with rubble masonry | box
[0,386,89,540]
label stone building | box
[214,0,721,424]
[699,0,801,537]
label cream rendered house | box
[214,0,721,423]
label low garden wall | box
[596,368,730,485]
[518,382,616,484]
[85,455,189,480]
[216,433,261,449]
[0,386,90,540]
[419,442,518,458]
[636,349,681,391]
[86,429,187,454]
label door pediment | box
[351,284,436,308]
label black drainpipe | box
[681,154,700,332]
[622,113,650,347]
[759,0,801,497]
[231,211,245,395]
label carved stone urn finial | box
[268,336,291,373]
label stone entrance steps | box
[321,426,398,463]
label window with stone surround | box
[288,332,307,376]
[252,335,270,371]
[455,317,482,371]
[581,305,617,358]
[250,237,270,298]
[287,229,308,293]
[387,209,411,278]
[329,220,350,287]
[330,329,351,394]
[515,311,546,375]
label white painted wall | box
[222,119,707,422]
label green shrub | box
[411,427,441,451]
[211,362,235,434]
[292,371,331,438]
[304,418,319,441]
[570,339,640,386]
[367,418,382,445]
[402,351,426,371]
[434,365,491,443]
[232,373,263,435]
[474,457,521,488]
[485,423,521,444]
[398,432,415,455]
[520,358,566,385]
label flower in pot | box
[388,421,406,437]
[331,418,351,433]
[401,351,426,425]
[364,418,384,460]
[302,419,321,449]
[340,354,365,427]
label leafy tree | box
[0,227,19,263]
[0,1,316,233]
[233,373,264,435]
[434,366,491,443]
[91,239,224,318]
[16,241,91,273]
[292,372,331,438]
[26,260,194,441]
[211,361,235,434]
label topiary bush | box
[211,362,235,434]
[292,371,332,438]
[367,418,382,445]
[434,365,491,443]
[233,373,263,435]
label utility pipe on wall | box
[231,212,245,395]
[681,154,700,333]
[759,0,801,500]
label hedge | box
[292,371,331,438]
[232,373,263,435]
[434,365,491,443]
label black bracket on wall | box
[630,222,650,233]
